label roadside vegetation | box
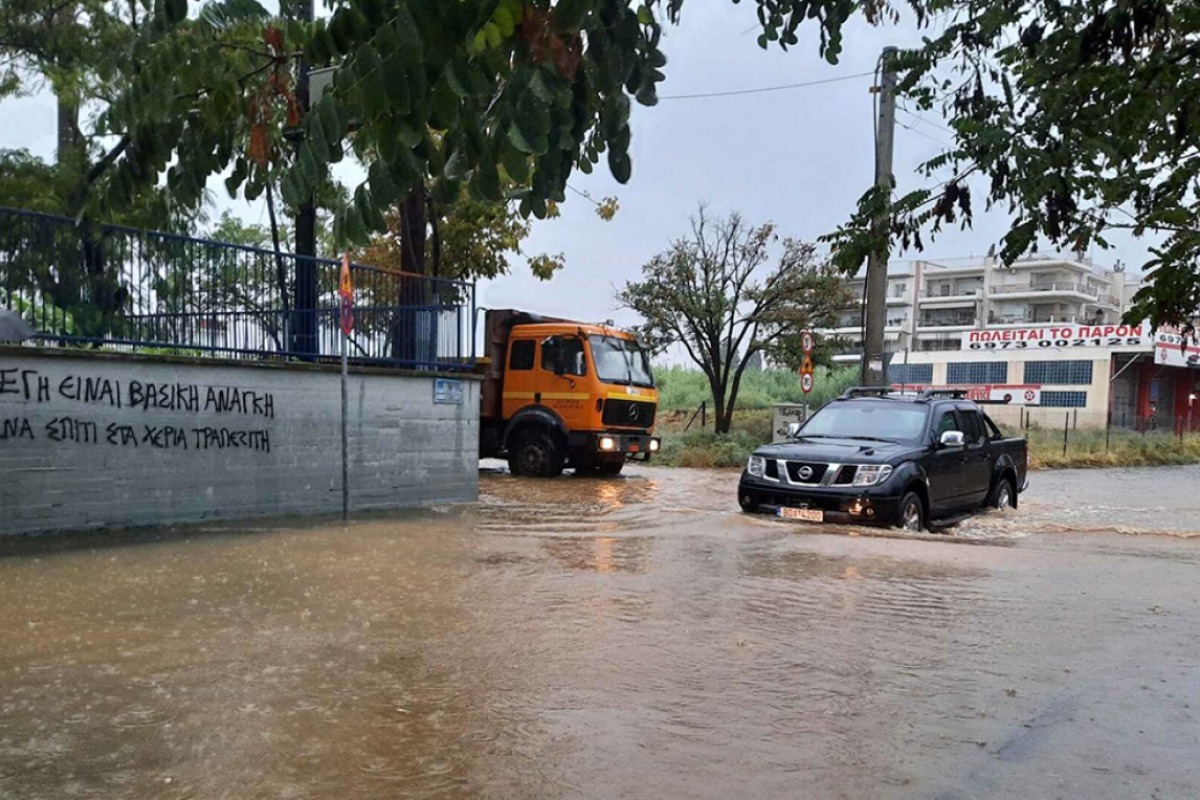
[652,366,1200,471]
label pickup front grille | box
[775,462,858,486]
[602,399,656,427]
[785,462,828,484]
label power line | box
[898,117,954,148]
[898,103,955,135]
[658,71,875,101]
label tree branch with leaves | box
[618,206,851,434]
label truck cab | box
[479,310,661,477]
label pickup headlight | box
[852,464,893,486]
[747,455,766,477]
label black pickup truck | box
[738,387,1028,532]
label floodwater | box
[1,466,1199,799]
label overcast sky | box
[0,3,1152,341]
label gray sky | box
[0,3,1152,344]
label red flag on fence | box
[339,252,354,335]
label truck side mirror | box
[939,431,966,448]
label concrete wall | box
[0,348,479,535]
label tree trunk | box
[709,374,729,434]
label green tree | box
[617,207,851,434]
[98,0,906,259]
[824,0,1200,332]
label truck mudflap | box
[569,431,661,461]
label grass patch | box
[1015,427,1200,469]
[654,365,859,412]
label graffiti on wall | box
[0,365,274,452]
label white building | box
[825,254,1200,430]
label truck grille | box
[602,399,656,427]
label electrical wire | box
[898,102,955,135]
[898,117,954,148]
[658,71,874,100]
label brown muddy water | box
[1,465,1199,799]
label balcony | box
[919,286,982,309]
[918,314,976,330]
[990,281,1100,301]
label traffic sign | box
[339,253,354,335]
[801,372,814,393]
[801,331,814,355]
[801,354,814,375]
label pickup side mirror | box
[786,422,803,438]
[939,430,966,448]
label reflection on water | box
[0,464,1198,799]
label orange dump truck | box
[478,309,661,477]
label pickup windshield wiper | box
[838,435,897,442]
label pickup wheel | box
[509,432,564,478]
[989,477,1016,509]
[894,492,925,533]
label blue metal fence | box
[0,206,475,371]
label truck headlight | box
[747,456,766,477]
[852,465,893,486]
[599,436,616,451]
[649,438,660,452]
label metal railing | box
[0,206,474,371]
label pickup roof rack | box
[837,386,972,402]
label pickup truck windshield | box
[799,402,928,442]
[590,335,655,387]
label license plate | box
[779,507,824,523]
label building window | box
[1041,390,1088,408]
[947,362,1008,384]
[1024,360,1094,385]
[890,363,933,384]
[892,281,907,298]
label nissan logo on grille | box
[797,465,814,481]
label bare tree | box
[618,206,851,434]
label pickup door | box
[926,408,968,515]
[954,405,993,507]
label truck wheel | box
[510,432,564,478]
[894,492,925,533]
[989,477,1016,509]
[597,460,624,477]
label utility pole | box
[292,0,318,358]
[863,46,897,386]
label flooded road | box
[1,465,1198,799]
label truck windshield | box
[799,402,928,442]
[589,335,655,387]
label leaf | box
[554,0,592,30]
[368,160,399,205]
[608,149,632,183]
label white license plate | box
[779,507,824,523]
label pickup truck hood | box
[755,437,923,465]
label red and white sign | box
[1153,327,1200,369]
[801,331,814,354]
[963,323,1146,352]
[892,384,1043,405]
[801,372,814,394]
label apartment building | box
[825,254,1199,430]
[830,254,1138,358]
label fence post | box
[1105,409,1111,453]
[1073,409,1078,430]
[701,401,707,429]
[1063,412,1069,457]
